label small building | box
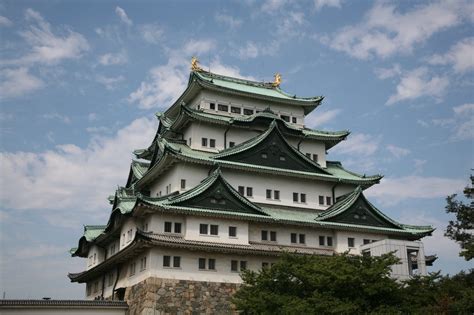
[68,59,435,314]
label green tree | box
[445,175,474,261]
[233,252,403,314]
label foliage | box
[233,253,474,315]
[233,252,403,314]
[445,175,474,261]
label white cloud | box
[305,109,341,127]
[98,51,127,66]
[426,104,473,141]
[366,176,466,205]
[1,9,89,66]
[42,113,71,124]
[417,119,429,127]
[277,11,305,37]
[0,15,12,27]
[238,42,260,59]
[0,67,44,99]
[96,75,125,90]
[261,0,287,12]
[183,39,216,55]
[323,1,470,59]
[128,56,188,109]
[331,133,380,156]
[374,64,401,79]
[314,0,342,11]
[0,117,156,212]
[215,13,242,29]
[386,144,410,158]
[115,6,132,26]
[428,37,474,73]
[140,24,164,44]
[386,67,449,105]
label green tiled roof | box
[194,71,323,104]
[83,225,106,242]
[136,136,381,189]
[131,160,149,179]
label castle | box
[69,58,435,313]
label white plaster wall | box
[182,122,225,152]
[185,216,249,245]
[149,161,209,198]
[289,138,327,168]
[360,239,427,281]
[226,127,260,148]
[86,245,105,270]
[222,168,335,210]
[119,218,136,250]
[193,90,306,127]
[148,213,185,234]
[334,230,385,254]
[248,222,335,249]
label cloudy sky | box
[0,0,473,299]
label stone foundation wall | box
[124,278,240,315]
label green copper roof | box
[194,70,323,104]
[214,120,330,174]
[83,225,106,242]
[136,136,381,190]
[164,167,267,215]
[315,187,434,234]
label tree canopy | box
[445,175,474,261]
[233,253,474,314]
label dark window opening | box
[246,187,253,197]
[218,104,228,112]
[291,233,297,243]
[281,115,290,122]
[244,108,254,115]
[164,222,172,233]
[231,106,241,114]
[301,193,306,203]
[348,237,355,248]
[229,141,235,147]
[210,139,216,148]
[270,231,277,242]
[319,196,324,205]
[293,192,299,202]
[261,230,268,241]
[201,138,208,147]
[210,224,219,235]
[209,103,215,110]
[174,223,182,234]
[229,226,237,237]
[163,256,171,267]
[199,224,208,235]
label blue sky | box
[0,0,472,299]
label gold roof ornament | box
[273,73,282,87]
[191,56,202,71]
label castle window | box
[199,258,216,270]
[181,179,186,189]
[164,221,172,233]
[199,224,208,235]
[299,234,306,244]
[163,256,171,267]
[231,106,241,114]
[274,190,280,200]
[266,189,272,199]
[210,139,216,148]
[229,226,237,237]
[140,256,147,270]
[244,108,254,115]
[174,222,182,234]
[270,231,277,242]
[238,186,245,195]
[231,260,238,272]
[301,193,306,203]
[209,103,215,110]
[261,230,268,241]
[291,233,297,243]
[327,236,333,247]
[202,138,208,147]
[306,153,311,158]
[319,195,324,205]
[188,137,192,146]
[129,262,136,276]
[326,196,332,205]
[218,104,228,112]
[281,115,290,122]
[348,238,355,248]
[319,236,325,246]
[229,141,235,147]
[312,154,318,162]
[293,192,299,202]
[292,117,297,123]
[246,187,253,197]
[210,224,219,235]
[173,256,181,268]
[363,239,371,245]
[240,261,247,270]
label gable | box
[216,126,327,174]
[328,197,400,229]
[171,175,265,215]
